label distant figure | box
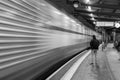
[90,35,100,67]
[115,41,120,60]
[101,41,105,51]
[114,41,118,49]
[99,42,104,51]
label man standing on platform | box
[90,35,100,67]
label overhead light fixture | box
[86,0,90,4]
[73,0,79,8]
[73,3,79,8]
[91,17,95,20]
[87,6,92,11]
[83,0,99,4]
[93,21,96,24]
[89,13,94,17]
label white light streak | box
[73,3,79,8]
[91,17,95,20]
[87,6,92,11]
[89,13,94,17]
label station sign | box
[96,21,114,27]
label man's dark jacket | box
[90,39,100,49]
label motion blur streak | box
[0,0,101,79]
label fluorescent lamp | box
[87,6,92,11]
[73,3,79,8]
[84,0,99,4]
[89,13,94,17]
[91,17,95,20]
[86,0,90,3]
[73,1,79,8]
[93,21,96,24]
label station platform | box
[46,43,120,80]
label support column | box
[112,29,116,43]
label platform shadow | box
[91,64,113,80]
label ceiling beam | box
[80,14,120,21]
[94,18,118,21]
[80,3,120,9]
[75,9,120,17]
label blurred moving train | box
[0,0,101,80]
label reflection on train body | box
[0,0,101,79]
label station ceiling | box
[46,0,120,32]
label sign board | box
[96,21,114,27]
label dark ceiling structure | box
[47,0,120,32]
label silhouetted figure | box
[115,41,120,61]
[90,35,100,67]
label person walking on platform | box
[115,41,120,60]
[90,35,100,67]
